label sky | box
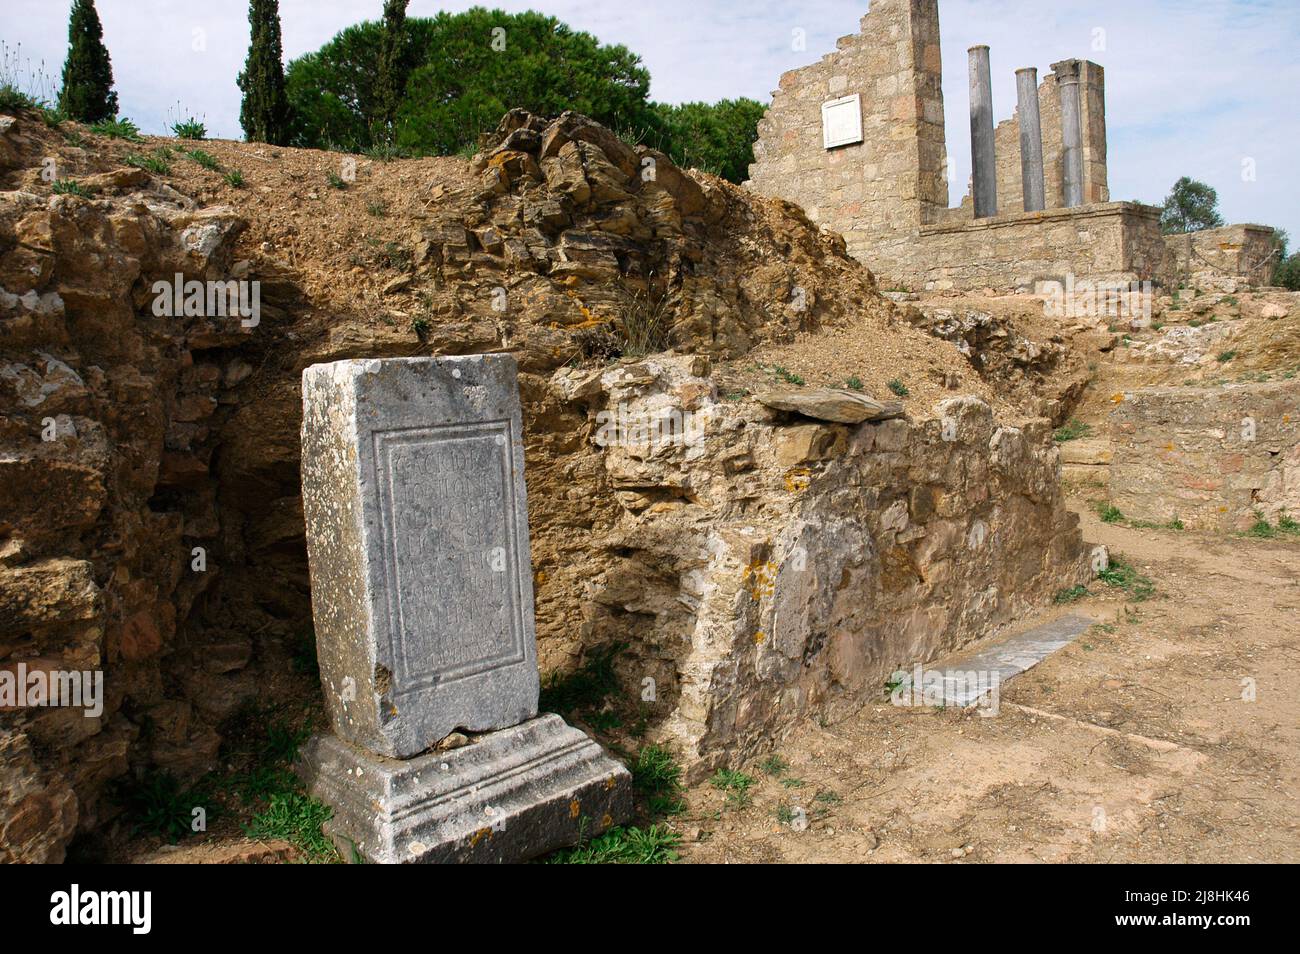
[4,0,1297,239]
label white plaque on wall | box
[822,93,863,149]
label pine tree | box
[373,0,411,143]
[58,0,119,123]
[237,0,291,145]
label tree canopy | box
[58,0,118,123]
[649,99,767,184]
[238,0,292,145]
[1160,176,1225,234]
[286,8,653,156]
[284,6,765,183]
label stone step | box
[1059,438,1113,466]
[896,614,1095,708]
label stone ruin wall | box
[563,357,1090,776]
[748,2,1272,294]
[909,202,1165,293]
[747,0,1123,292]
[747,0,949,279]
[1110,382,1300,533]
[1163,224,1280,292]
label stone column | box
[1055,59,1085,207]
[1016,67,1046,212]
[968,45,997,219]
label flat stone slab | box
[756,388,904,424]
[298,714,634,864]
[300,355,539,758]
[936,614,1094,706]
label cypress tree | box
[373,0,411,143]
[237,0,291,145]
[58,0,119,123]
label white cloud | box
[5,0,1296,239]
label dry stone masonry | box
[1110,382,1300,532]
[297,355,632,863]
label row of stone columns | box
[967,48,1085,217]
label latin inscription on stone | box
[375,423,524,691]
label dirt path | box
[677,505,1300,863]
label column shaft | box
[968,46,997,219]
[1016,68,1046,212]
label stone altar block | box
[297,356,632,863]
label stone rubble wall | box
[1162,225,1279,292]
[557,357,1091,776]
[0,130,257,860]
[1110,382,1300,532]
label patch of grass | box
[364,142,409,162]
[1097,554,1155,602]
[366,199,388,217]
[1054,584,1089,604]
[1128,517,1185,531]
[758,754,789,777]
[245,792,337,862]
[171,117,207,140]
[125,151,170,175]
[771,365,805,386]
[51,179,91,198]
[710,768,756,809]
[111,771,210,843]
[1247,512,1278,539]
[780,777,806,789]
[89,116,143,142]
[184,148,221,171]
[1279,513,1300,535]
[545,825,680,864]
[615,283,672,358]
[0,84,37,112]
[37,103,66,126]
[776,803,796,825]
[845,376,864,391]
[1053,418,1093,443]
[411,316,431,339]
[223,169,245,188]
[631,745,685,816]
[1096,503,1125,524]
[887,378,910,398]
[884,671,910,696]
[1216,350,1237,363]
[326,171,348,189]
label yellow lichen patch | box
[569,799,581,818]
[742,560,777,602]
[535,569,546,586]
[470,827,493,847]
[1111,392,1126,404]
[753,631,767,645]
[784,467,812,492]
[600,813,613,829]
[605,776,617,790]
